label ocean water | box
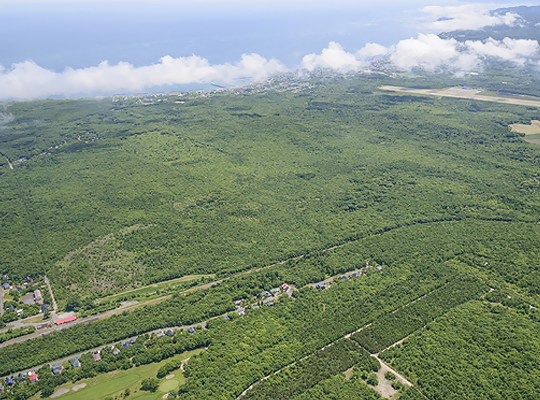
[0,2,423,71]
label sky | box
[0,0,538,100]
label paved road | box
[0,319,210,380]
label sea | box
[0,1,427,95]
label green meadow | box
[30,348,203,400]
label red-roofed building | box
[93,353,101,362]
[29,374,38,383]
[56,316,77,325]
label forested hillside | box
[1,68,540,399]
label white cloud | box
[353,34,539,73]
[357,43,389,59]
[301,42,365,72]
[0,53,286,100]
[464,37,539,65]
[422,4,522,31]
[390,34,465,71]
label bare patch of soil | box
[51,388,70,398]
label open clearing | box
[510,120,540,135]
[30,348,203,400]
[98,274,214,304]
[381,86,540,108]
[510,120,540,144]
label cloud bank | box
[301,35,539,74]
[421,4,522,32]
[0,53,286,100]
[1,3,539,101]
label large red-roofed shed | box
[55,316,77,325]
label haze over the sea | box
[0,0,535,98]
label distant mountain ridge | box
[440,5,540,41]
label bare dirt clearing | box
[51,388,70,398]
[72,383,87,391]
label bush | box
[367,372,378,386]
[141,377,159,392]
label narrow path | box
[372,355,413,399]
[236,282,450,400]
[44,275,58,314]
[0,219,463,348]
[2,155,13,170]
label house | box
[123,342,131,348]
[341,275,348,279]
[18,373,26,382]
[237,310,245,316]
[233,299,243,306]
[1,275,8,280]
[315,284,326,290]
[93,353,101,362]
[376,266,383,271]
[34,289,43,305]
[71,358,80,368]
[26,276,32,282]
[5,377,14,386]
[16,309,24,317]
[41,304,49,313]
[113,349,121,356]
[2,283,9,290]
[281,283,290,290]
[29,374,38,383]
[156,332,165,338]
[51,365,63,375]
[130,337,137,344]
[223,315,231,321]
[37,323,49,330]
[165,330,174,337]
[261,291,271,297]
[352,272,359,278]
[270,288,280,294]
[188,327,196,334]
[265,302,274,306]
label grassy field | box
[98,274,215,303]
[34,348,204,400]
[510,120,540,135]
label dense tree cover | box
[292,371,383,400]
[1,72,540,300]
[242,339,376,400]
[398,387,426,400]
[0,327,36,344]
[381,301,540,400]
[2,65,540,399]
[351,274,488,353]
